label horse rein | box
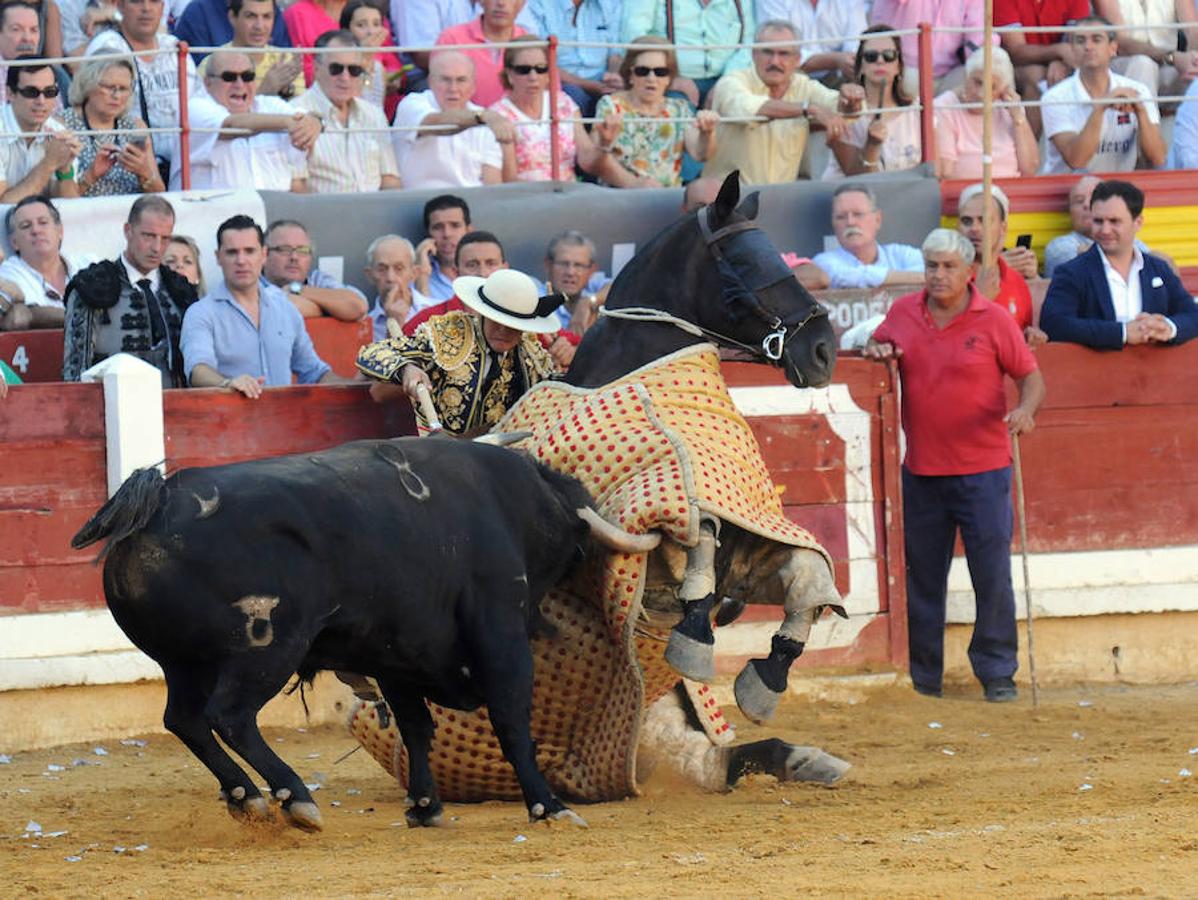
[598,208,827,371]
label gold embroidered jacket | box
[356,311,558,435]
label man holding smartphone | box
[956,182,1047,347]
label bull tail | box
[71,467,168,560]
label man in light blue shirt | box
[812,184,926,290]
[181,215,334,398]
[527,0,624,114]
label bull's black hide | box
[73,438,602,829]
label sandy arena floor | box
[2,681,1196,898]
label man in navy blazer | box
[1041,180,1198,350]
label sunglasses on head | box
[327,62,366,77]
[632,65,671,78]
[15,84,59,99]
[508,63,549,75]
[216,70,255,82]
[861,49,898,64]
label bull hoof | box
[405,796,446,828]
[282,801,324,832]
[734,660,783,724]
[225,794,273,824]
[665,630,715,682]
[529,801,588,827]
[782,747,851,785]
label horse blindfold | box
[713,229,796,323]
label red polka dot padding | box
[347,346,830,801]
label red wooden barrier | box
[0,317,373,384]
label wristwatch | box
[287,280,304,295]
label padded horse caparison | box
[695,206,829,370]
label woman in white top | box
[825,25,922,179]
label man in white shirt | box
[811,184,925,290]
[754,0,866,81]
[1040,16,1166,174]
[0,63,81,202]
[393,50,515,189]
[172,50,316,191]
[86,0,199,165]
[0,195,77,328]
[363,234,434,341]
[291,30,401,193]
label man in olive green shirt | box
[703,20,863,184]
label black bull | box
[71,438,659,830]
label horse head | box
[569,171,836,390]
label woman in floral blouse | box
[595,35,719,188]
[489,37,622,182]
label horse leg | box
[203,654,322,832]
[665,516,720,681]
[727,738,851,787]
[374,681,446,828]
[734,548,844,723]
[160,663,271,824]
[636,685,732,792]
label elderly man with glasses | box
[172,49,318,191]
[702,20,861,185]
[0,60,82,202]
[261,218,368,322]
[292,29,402,193]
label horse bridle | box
[694,206,828,364]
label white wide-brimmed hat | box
[453,269,563,334]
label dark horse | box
[562,172,849,788]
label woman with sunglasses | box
[58,58,164,197]
[594,35,719,188]
[825,25,921,179]
[340,0,405,120]
[935,46,1039,179]
[489,36,622,182]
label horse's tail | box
[71,467,168,560]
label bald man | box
[392,50,517,189]
[1043,174,1156,278]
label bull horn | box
[474,431,533,447]
[576,507,662,553]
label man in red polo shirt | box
[996,0,1089,133]
[865,228,1045,703]
[956,182,1048,347]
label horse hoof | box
[783,747,851,785]
[226,794,272,824]
[665,630,715,682]
[734,661,782,724]
[282,801,324,832]
[405,807,447,828]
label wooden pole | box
[981,0,994,274]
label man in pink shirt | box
[436,0,531,107]
[869,0,995,94]
[865,228,1044,704]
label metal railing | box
[1,20,1193,191]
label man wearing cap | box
[356,267,559,436]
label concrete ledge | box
[0,672,354,752]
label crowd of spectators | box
[0,0,1193,197]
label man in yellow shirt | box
[703,19,863,184]
[197,0,305,100]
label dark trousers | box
[902,466,1019,689]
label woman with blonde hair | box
[594,36,719,188]
[163,236,206,297]
[935,46,1039,179]
[58,57,164,197]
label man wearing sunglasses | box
[292,29,401,193]
[194,0,304,100]
[173,49,317,191]
[0,62,82,202]
[703,20,863,185]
